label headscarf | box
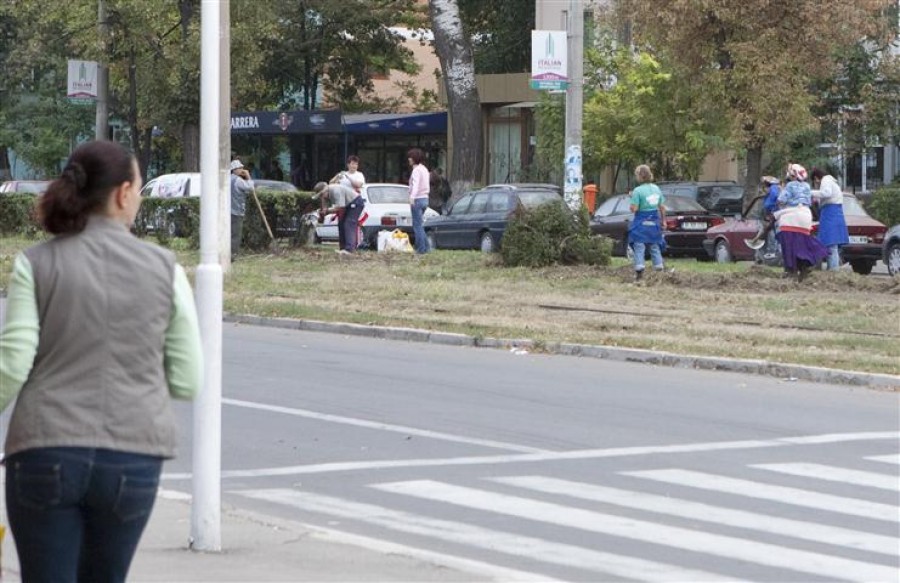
[785,164,808,182]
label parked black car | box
[658,181,745,215]
[425,188,563,252]
[590,194,724,259]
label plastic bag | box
[378,229,413,253]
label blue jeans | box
[5,447,163,583]
[632,241,663,272]
[826,244,841,270]
[411,198,430,254]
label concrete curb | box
[225,314,900,390]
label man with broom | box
[230,158,255,260]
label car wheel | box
[849,259,874,275]
[714,239,732,263]
[426,231,437,251]
[479,231,495,253]
[886,241,900,276]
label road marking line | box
[236,488,735,582]
[866,454,900,465]
[161,489,548,583]
[374,480,897,582]
[223,397,549,453]
[627,469,898,522]
[161,430,900,480]
[492,475,899,556]
[752,463,900,492]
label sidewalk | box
[1,491,495,582]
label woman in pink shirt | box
[407,147,431,254]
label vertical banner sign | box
[67,60,98,103]
[564,145,582,210]
[530,31,568,91]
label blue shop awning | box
[343,112,447,134]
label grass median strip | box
[2,237,898,375]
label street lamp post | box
[191,0,228,552]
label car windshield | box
[517,190,561,208]
[663,195,706,213]
[841,196,869,217]
[367,185,408,204]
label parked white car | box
[309,183,438,247]
[140,173,200,198]
[140,173,298,198]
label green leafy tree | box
[458,0,533,74]
[619,0,893,200]
[232,0,421,112]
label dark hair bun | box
[62,162,88,190]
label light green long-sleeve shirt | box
[0,253,202,411]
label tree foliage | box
[458,0,533,74]
[0,0,430,177]
[619,0,894,197]
[232,0,422,113]
[582,43,725,182]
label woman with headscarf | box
[774,163,828,281]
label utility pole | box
[95,0,109,141]
[191,0,227,552]
[219,1,232,269]
[563,0,584,210]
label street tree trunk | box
[428,0,482,200]
[744,142,763,209]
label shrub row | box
[500,202,612,267]
[867,186,900,228]
[0,190,320,251]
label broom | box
[249,186,279,253]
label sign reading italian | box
[530,30,568,91]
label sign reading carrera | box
[231,116,261,130]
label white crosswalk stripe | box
[752,462,900,491]
[374,480,897,582]
[627,468,899,522]
[491,475,899,556]
[235,488,734,582]
[866,454,900,465]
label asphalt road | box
[155,324,900,582]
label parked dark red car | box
[703,194,886,274]
[591,194,724,259]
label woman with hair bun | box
[0,140,202,581]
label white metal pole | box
[191,0,224,552]
[563,0,584,210]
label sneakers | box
[634,269,644,281]
[336,249,351,255]
[744,238,765,250]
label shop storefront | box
[230,110,447,188]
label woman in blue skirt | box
[810,167,849,271]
